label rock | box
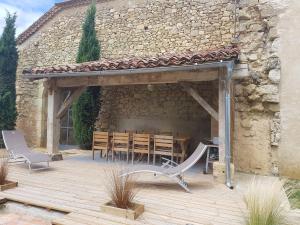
[269,27,278,41]
[271,38,280,53]
[258,4,275,18]
[268,69,280,83]
[265,57,280,71]
[256,84,278,95]
[248,54,258,61]
[235,84,244,96]
[241,118,252,129]
[248,93,260,101]
[270,113,280,146]
[262,94,280,103]
[191,30,199,37]
[245,84,256,95]
[266,103,280,112]
[239,9,251,20]
[251,102,264,112]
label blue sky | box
[0,0,63,35]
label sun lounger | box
[2,130,50,171]
[121,142,208,192]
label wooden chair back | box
[132,133,151,163]
[112,132,130,162]
[153,135,174,164]
[92,131,109,160]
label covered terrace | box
[23,46,242,187]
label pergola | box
[23,47,243,187]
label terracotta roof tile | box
[23,46,239,75]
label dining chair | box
[112,132,130,162]
[153,135,174,165]
[92,131,110,160]
[132,133,151,164]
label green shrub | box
[0,13,18,147]
[72,2,101,149]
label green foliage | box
[285,179,300,209]
[76,3,100,63]
[72,2,101,149]
[72,87,100,149]
[0,13,18,147]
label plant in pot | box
[0,155,17,191]
[101,168,144,220]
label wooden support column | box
[218,74,226,163]
[47,87,61,157]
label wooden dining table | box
[105,132,190,163]
[173,136,190,163]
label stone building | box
[16,0,300,179]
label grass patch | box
[285,179,300,209]
[244,178,290,225]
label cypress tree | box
[72,2,101,149]
[0,13,18,147]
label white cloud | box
[0,1,54,36]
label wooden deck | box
[0,151,297,225]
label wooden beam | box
[47,88,60,154]
[56,86,86,119]
[56,70,219,87]
[181,83,218,121]
[43,78,56,94]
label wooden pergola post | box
[47,86,61,156]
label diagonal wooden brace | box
[181,82,219,121]
[56,86,86,119]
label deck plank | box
[1,153,248,225]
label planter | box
[0,181,18,191]
[101,201,144,220]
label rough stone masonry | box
[15,0,299,178]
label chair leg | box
[92,148,95,160]
[147,153,150,164]
[132,151,134,164]
[106,150,109,161]
[153,153,156,165]
[173,175,190,193]
[112,150,114,161]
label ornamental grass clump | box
[244,178,290,225]
[0,157,8,185]
[104,168,137,209]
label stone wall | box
[16,0,235,146]
[15,0,299,177]
[232,0,287,175]
[96,82,218,151]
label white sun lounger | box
[2,130,51,171]
[121,142,208,192]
